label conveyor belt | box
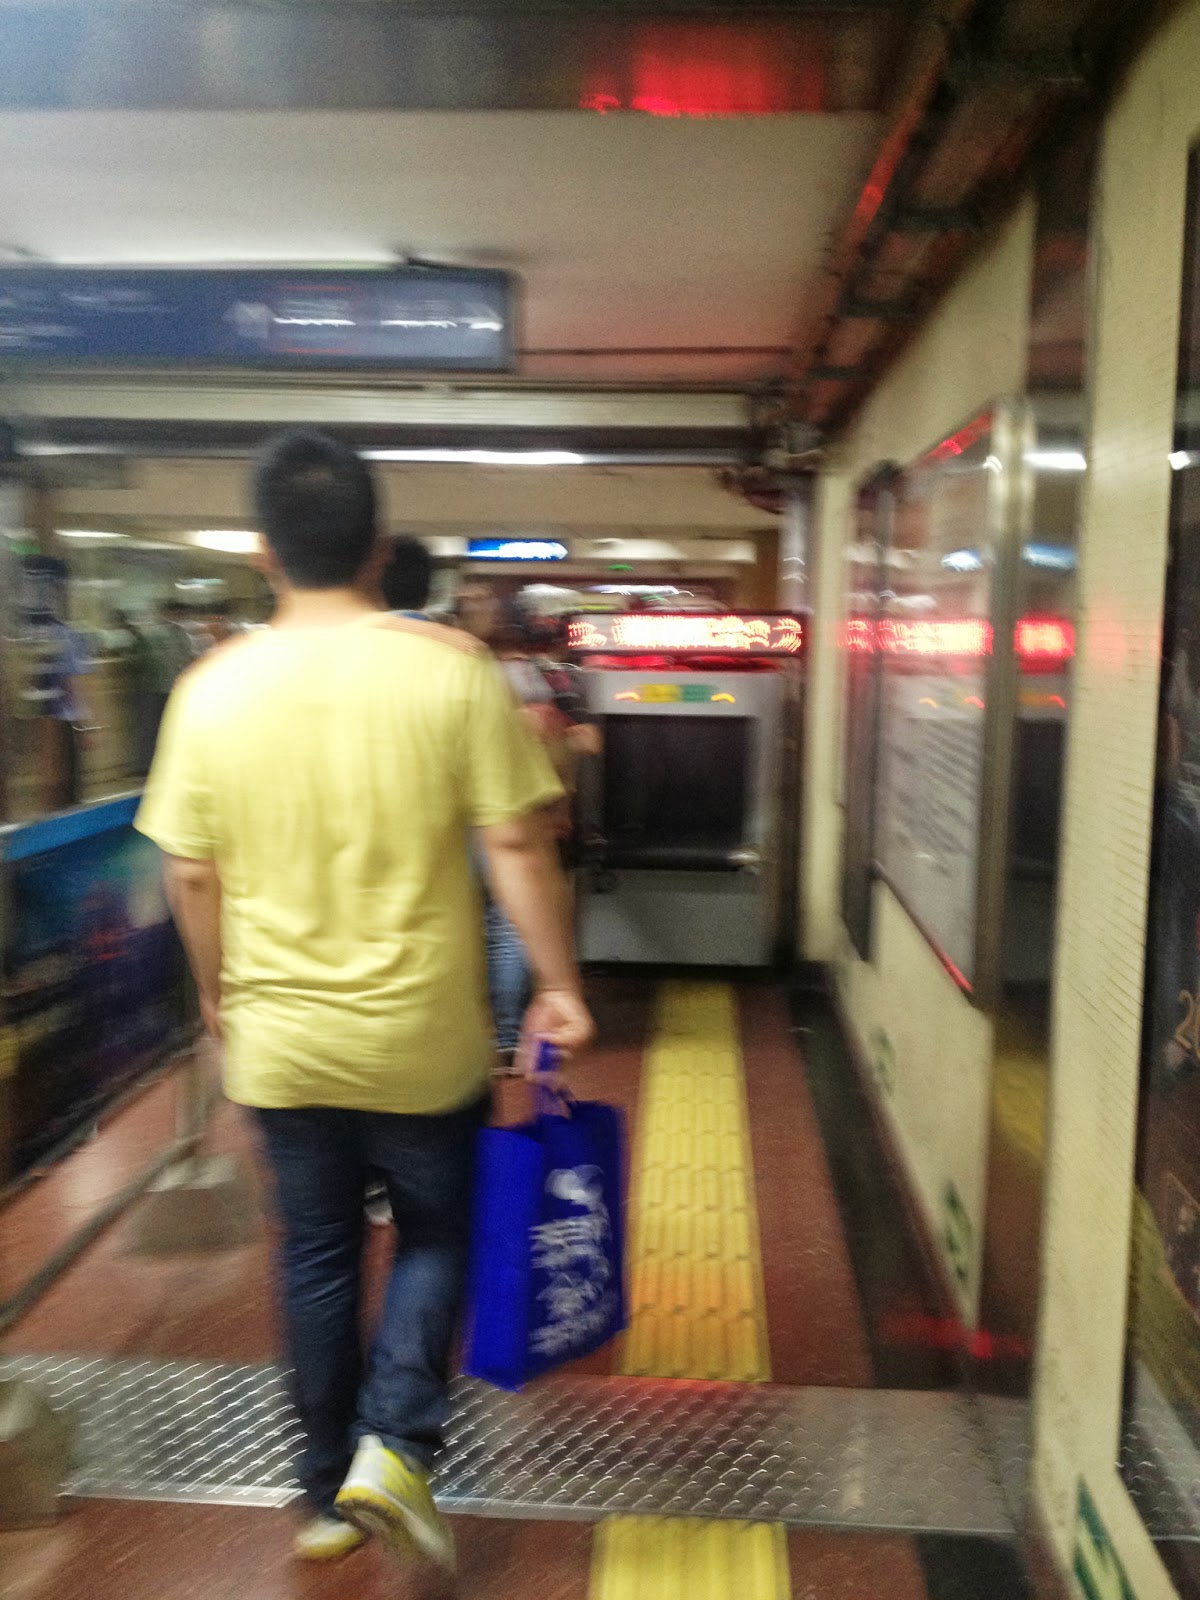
[0,1357,1026,1535]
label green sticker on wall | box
[942,1181,974,1289]
[1073,1481,1135,1600]
[870,1027,895,1096]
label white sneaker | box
[365,1181,393,1226]
[335,1435,455,1572]
[293,1512,367,1562]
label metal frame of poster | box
[1121,143,1200,1569]
[868,399,1034,1003]
[839,463,899,961]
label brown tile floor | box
[1,978,938,1600]
[0,1502,595,1600]
[1,1499,942,1600]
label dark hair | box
[253,430,377,589]
[381,536,433,612]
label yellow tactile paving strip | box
[592,1515,791,1600]
[588,981,790,1600]
[622,981,771,1382]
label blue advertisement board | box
[0,266,513,371]
[1,797,185,1178]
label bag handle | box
[535,1039,570,1118]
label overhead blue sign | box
[468,538,568,561]
[0,266,513,371]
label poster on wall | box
[1,799,184,1179]
[1123,147,1200,1577]
[872,414,996,988]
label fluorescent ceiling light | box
[1024,542,1077,570]
[941,549,983,572]
[1026,449,1087,472]
[1170,450,1198,470]
[58,528,126,539]
[191,529,260,554]
[362,449,587,467]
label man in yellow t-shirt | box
[136,430,593,1571]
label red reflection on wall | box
[841,617,875,653]
[877,618,994,657]
[840,615,1074,671]
[1015,616,1075,666]
[880,1312,1032,1362]
[926,412,993,464]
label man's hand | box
[199,992,223,1044]
[519,987,595,1073]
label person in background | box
[18,601,94,812]
[455,577,504,647]
[453,584,589,1069]
[137,431,592,1573]
[381,536,434,618]
[130,602,196,775]
[362,534,439,1229]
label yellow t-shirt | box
[135,614,563,1115]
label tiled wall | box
[805,198,1034,1323]
[1032,9,1200,1595]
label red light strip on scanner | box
[568,613,804,655]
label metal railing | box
[0,1042,215,1336]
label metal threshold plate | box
[0,1355,1025,1535]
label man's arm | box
[479,808,593,1060]
[163,854,223,1040]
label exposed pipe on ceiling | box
[778,0,1179,441]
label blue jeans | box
[255,1096,488,1513]
[484,893,531,1053]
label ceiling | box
[0,0,1165,487]
[0,108,878,388]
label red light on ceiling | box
[877,618,994,657]
[1015,617,1075,664]
[579,23,793,118]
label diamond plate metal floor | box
[0,1355,1027,1535]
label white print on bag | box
[529,1164,618,1356]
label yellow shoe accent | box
[293,1513,367,1562]
[335,1435,454,1572]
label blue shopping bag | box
[463,1047,627,1390]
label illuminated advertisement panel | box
[468,538,568,561]
[568,612,804,656]
[0,266,513,372]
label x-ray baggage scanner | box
[568,613,805,967]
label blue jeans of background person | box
[255,1095,488,1513]
[484,892,531,1053]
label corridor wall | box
[804,197,1035,1324]
[1032,7,1200,1596]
